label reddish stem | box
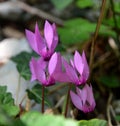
[64,84,71,117]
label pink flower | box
[29,52,65,86]
[70,84,96,113]
[25,20,58,60]
[62,50,89,85]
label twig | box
[107,93,113,126]
[89,0,107,74]
[25,95,31,111]
[110,105,120,125]
[48,83,66,95]
[12,1,64,26]
[20,93,27,105]
[55,95,65,108]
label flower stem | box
[16,74,21,105]
[64,84,71,117]
[42,85,45,113]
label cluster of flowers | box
[25,20,96,113]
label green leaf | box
[58,18,95,45]
[0,86,14,105]
[0,107,13,126]
[0,104,19,117]
[27,84,51,106]
[99,25,116,38]
[58,18,116,45]
[103,16,120,29]
[99,75,120,88]
[12,51,34,80]
[51,0,73,10]
[78,119,107,126]
[114,1,120,13]
[21,111,78,126]
[76,0,94,8]
[115,115,120,121]
[0,86,20,125]
[13,119,26,126]
[55,44,66,52]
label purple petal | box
[81,51,90,81]
[37,57,47,70]
[43,76,55,86]
[70,59,75,68]
[35,23,47,56]
[53,72,70,82]
[25,29,39,54]
[74,51,84,75]
[86,84,95,106]
[29,57,47,84]
[62,58,79,84]
[76,87,87,104]
[29,57,37,81]
[48,52,62,75]
[44,20,54,50]
[70,91,82,110]
[51,23,58,51]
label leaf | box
[55,44,66,52]
[99,25,116,38]
[0,86,14,105]
[99,75,120,88]
[58,18,116,45]
[58,18,95,45]
[103,16,120,29]
[13,119,26,126]
[115,115,120,121]
[0,104,19,117]
[114,1,120,13]
[0,86,20,125]
[76,0,94,8]
[78,119,107,126]
[50,0,73,10]
[21,111,78,126]
[27,84,51,106]
[12,51,38,80]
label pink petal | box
[48,52,62,75]
[62,58,79,84]
[44,20,54,50]
[76,86,87,104]
[35,23,47,55]
[37,57,47,70]
[29,57,46,84]
[70,59,75,68]
[70,91,82,110]
[29,57,37,81]
[86,84,95,106]
[53,72,70,82]
[74,51,84,75]
[51,23,58,51]
[82,51,90,81]
[48,52,57,75]
[25,29,39,54]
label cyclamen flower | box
[70,84,96,113]
[30,52,64,86]
[62,50,89,85]
[25,20,58,60]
